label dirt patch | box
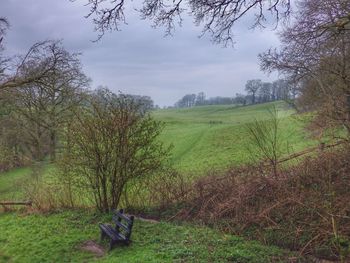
[80,240,105,257]
[134,216,159,224]
[125,212,160,223]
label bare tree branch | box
[260,0,350,137]
[0,17,9,45]
[79,0,291,45]
[0,40,88,91]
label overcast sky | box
[2,0,280,106]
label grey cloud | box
[2,0,280,106]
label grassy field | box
[0,102,315,200]
[0,210,292,263]
[154,101,314,173]
[0,102,312,262]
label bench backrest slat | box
[112,209,134,240]
[112,218,129,231]
[117,232,126,240]
[114,211,133,224]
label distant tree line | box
[173,78,296,108]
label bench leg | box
[109,240,115,251]
[100,230,106,242]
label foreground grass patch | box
[0,210,290,262]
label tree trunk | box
[346,94,350,135]
[101,176,109,212]
[50,130,56,162]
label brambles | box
[175,145,350,260]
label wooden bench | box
[99,209,134,250]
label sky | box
[1,0,281,107]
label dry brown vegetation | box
[149,145,350,261]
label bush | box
[175,145,350,261]
[58,90,171,212]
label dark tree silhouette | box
[245,79,262,104]
[81,0,291,45]
[0,17,9,45]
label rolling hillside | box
[154,101,314,174]
[0,101,314,200]
[0,101,311,262]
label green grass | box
[154,101,315,173]
[0,102,311,262]
[0,102,315,201]
[0,210,291,263]
[0,167,32,200]
[0,165,55,201]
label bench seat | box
[99,224,127,241]
[99,209,134,250]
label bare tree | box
[80,0,291,45]
[234,93,247,105]
[286,0,350,42]
[175,93,197,108]
[0,22,76,92]
[1,40,90,161]
[259,82,272,102]
[0,18,10,84]
[196,92,206,106]
[245,79,262,104]
[59,89,170,212]
[246,105,290,177]
[0,40,74,91]
[260,0,350,137]
[0,17,9,46]
[272,79,291,101]
[0,96,36,170]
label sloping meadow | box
[154,102,315,174]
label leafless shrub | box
[58,89,171,213]
[174,145,350,260]
[145,168,190,208]
[245,105,291,177]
